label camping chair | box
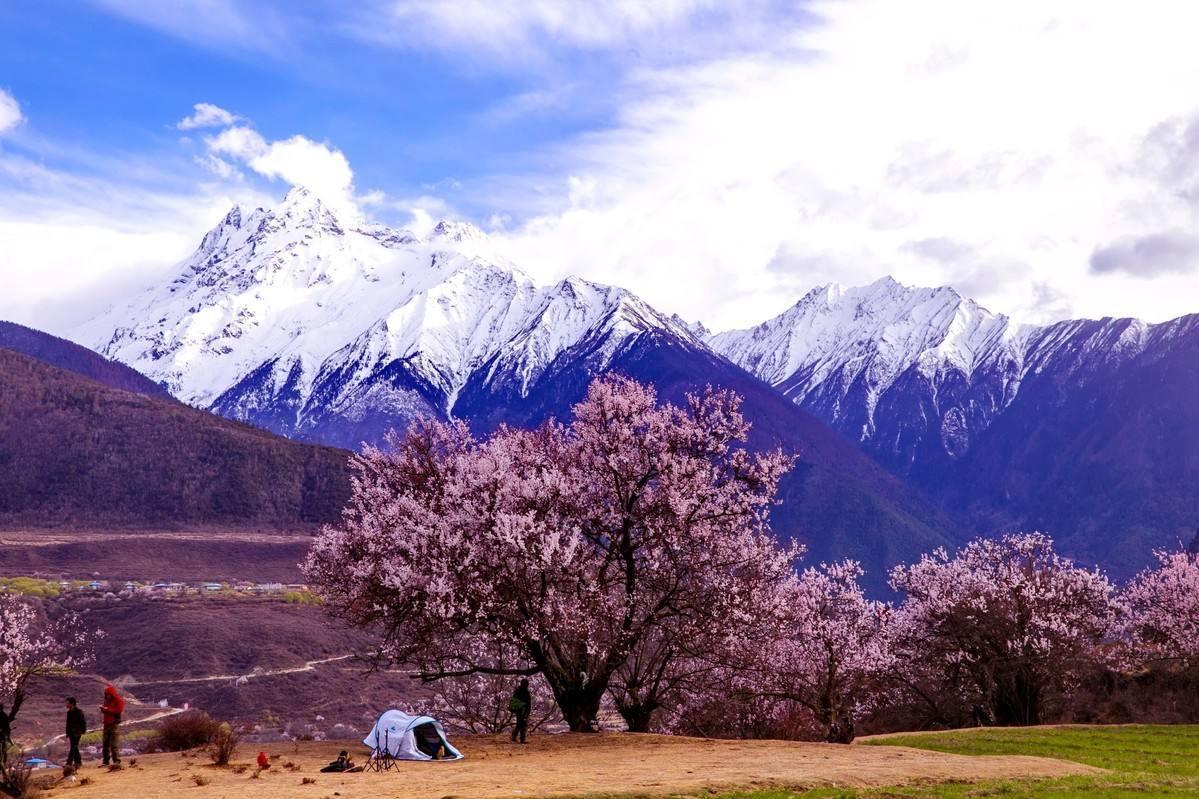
[365,729,400,773]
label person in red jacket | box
[99,685,125,767]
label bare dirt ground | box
[35,732,1098,799]
[0,527,313,582]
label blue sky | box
[3,1,1199,336]
[0,0,621,217]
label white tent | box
[364,710,463,761]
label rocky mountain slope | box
[710,278,1199,573]
[78,187,701,449]
[709,278,1027,476]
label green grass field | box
[712,725,1199,798]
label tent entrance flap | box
[413,722,442,758]
[364,710,464,762]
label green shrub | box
[0,577,60,598]
[281,590,322,606]
[208,722,239,766]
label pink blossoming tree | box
[0,596,91,786]
[760,561,892,743]
[1123,549,1199,668]
[888,533,1121,726]
[305,375,797,732]
[658,670,808,740]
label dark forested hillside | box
[0,320,172,398]
[0,347,352,528]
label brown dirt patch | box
[35,732,1098,799]
[0,528,313,582]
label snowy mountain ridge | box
[79,185,1184,470]
[709,277,1030,429]
[78,187,701,441]
[707,274,1185,469]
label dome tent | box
[365,710,463,761]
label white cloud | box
[0,89,23,134]
[12,0,1199,339]
[90,0,805,72]
[489,0,1199,328]
[177,102,240,130]
[89,0,292,56]
[1090,232,1199,277]
[194,152,242,180]
[367,0,796,65]
[206,126,358,218]
[0,158,273,336]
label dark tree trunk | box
[615,700,658,733]
[825,717,855,744]
[526,639,608,732]
[542,671,608,732]
[819,694,855,744]
[557,685,605,732]
[992,668,1041,726]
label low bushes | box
[208,722,239,766]
[151,711,240,765]
[152,711,219,752]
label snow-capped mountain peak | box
[79,189,700,446]
[707,273,1189,475]
[711,275,1015,397]
[431,218,485,242]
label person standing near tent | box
[99,685,124,767]
[509,679,532,744]
[65,697,86,770]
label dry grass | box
[34,733,1094,799]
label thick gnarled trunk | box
[818,691,855,744]
[549,680,607,732]
[614,699,658,733]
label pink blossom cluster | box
[0,596,90,705]
[887,533,1122,726]
[1123,549,1199,668]
[762,561,893,742]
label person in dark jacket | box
[320,750,357,772]
[510,678,531,744]
[99,685,125,767]
[0,688,24,770]
[65,697,87,769]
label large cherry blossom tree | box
[306,375,797,731]
[760,561,892,742]
[1123,549,1199,668]
[888,533,1121,726]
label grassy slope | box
[709,725,1199,798]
